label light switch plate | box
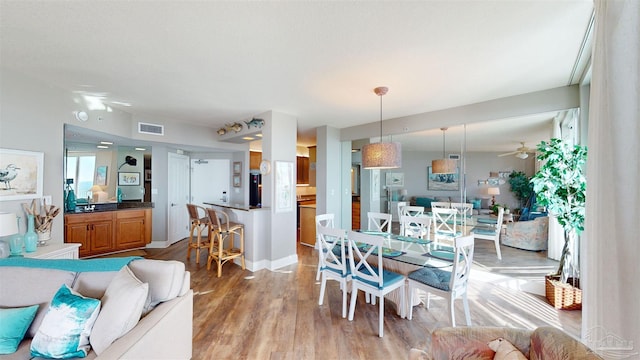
[43,195,52,205]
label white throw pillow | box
[89,265,149,355]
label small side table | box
[24,243,80,259]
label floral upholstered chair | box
[502,216,549,251]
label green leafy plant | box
[508,171,533,209]
[530,138,587,283]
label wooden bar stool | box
[186,204,212,264]
[206,207,245,277]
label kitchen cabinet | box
[352,201,361,230]
[115,209,151,250]
[65,212,114,257]
[296,156,309,184]
[299,204,316,247]
[250,151,262,170]
[308,146,316,187]
[65,208,152,257]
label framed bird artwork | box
[0,148,44,201]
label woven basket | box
[545,275,582,310]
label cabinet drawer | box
[65,212,113,224]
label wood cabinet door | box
[250,151,262,170]
[115,216,146,249]
[90,221,114,253]
[66,223,90,257]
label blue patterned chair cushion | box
[408,267,451,291]
[471,227,496,235]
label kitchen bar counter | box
[203,202,268,211]
[66,201,154,214]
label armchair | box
[502,216,549,251]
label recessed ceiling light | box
[135,147,146,151]
[242,137,254,141]
[256,134,263,138]
[97,145,109,149]
[100,141,113,145]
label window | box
[66,154,96,199]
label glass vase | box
[24,214,38,253]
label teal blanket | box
[0,256,141,272]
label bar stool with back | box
[206,207,245,277]
[186,204,212,264]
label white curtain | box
[583,0,640,357]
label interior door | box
[168,152,190,245]
[191,159,230,206]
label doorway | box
[190,159,230,206]
[167,152,190,245]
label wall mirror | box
[64,124,152,205]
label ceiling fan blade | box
[498,151,518,157]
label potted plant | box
[530,138,587,310]
[508,171,533,209]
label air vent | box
[138,122,164,136]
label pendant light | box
[432,127,457,174]
[362,86,402,169]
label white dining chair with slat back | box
[347,230,406,337]
[315,213,335,281]
[407,234,475,327]
[317,226,350,318]
[471,207,504,259]
[432,207,460,246]
[367,212,392,233]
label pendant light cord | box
[379,94,383,143]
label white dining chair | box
[432,207,460,246]
[367,212,392,233]
[399,215,431,240]
[400,206,427,237]
[396,201,408,222]
[430,202,451,209]
[347,230,406,337]
[317,226,350,318]
[407,234,475,327]
[315,213,335,281]
[471,206,504,259]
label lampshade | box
[90,185,103,192]
[487,187,500,195]
[362,86,402,169]
[362,142,402,169]
[0,212,19,237]
[431,159,457,174]
[431,127,457,174]
[516,152,529,159]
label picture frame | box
[118,172,140,186]
[385,172,404,187]
[0,148,44,201]
[95,166,108,186]
[427,166,460,191]
[233,161,242,175]
[144,169,152,182]
[233,174,241,187]
[274,161,294,213]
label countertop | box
[299,204,316,209]
[65,202,154,214]
[204,202,268,211]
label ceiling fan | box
[498,142,534,159]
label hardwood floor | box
[145,238,581,359]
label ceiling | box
[1,1,593,152]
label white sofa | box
[0,257,193,359]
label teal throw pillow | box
[472,199,482,209]
[416,197,434,208]
[0,305,39,354]
[30,284,101,359]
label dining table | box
[355,231,457,317]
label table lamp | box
[0,212,20,257]
[487,187,500,206]
[90,185,104,203]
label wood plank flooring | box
[144,238,581,360]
